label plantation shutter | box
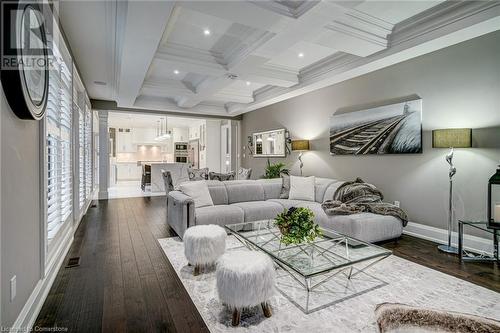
[46,42,72,243]
[85,103,92,198]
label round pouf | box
[184,225,226,275]
[216,250,275,326]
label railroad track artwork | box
[330,114,409,155]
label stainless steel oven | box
[174,142,188,163]
[175,156,188,163]
[175,143,188,151]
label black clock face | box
[0,1,49,120]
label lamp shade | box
[291,140,310,151]
[432,128,472,148]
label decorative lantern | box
[488,163,500,229]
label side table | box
[458,220,499,262]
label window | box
[85,103,92,199]
[77,88,92,210]
[46,41,72,246]
[78,100,84,209]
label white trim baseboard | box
[404,221,494,255]
[10,225,74,332]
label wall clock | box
[1,2,49,120]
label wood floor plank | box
[35,196,498,333]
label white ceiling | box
[108,112,204,129]
[60,0,500,117]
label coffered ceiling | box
[59,1,500,117]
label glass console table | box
[458,220,499,262]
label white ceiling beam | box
[176,1,292,33]
[142,78,253,104]
[135,95,228,116]
[154,48,298,88]
[155,46,226,76]
[141,79,194,97]
[117,1,175,107]
[253,1,350,59]
[177,76,235,108]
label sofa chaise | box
[166,178,404,243]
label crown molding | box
[249,0,320,19]
[224,30,276,69]
[390,0,500,46]
[160,43,224,69]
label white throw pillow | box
[179,181,214,208]
[288,176,315,201]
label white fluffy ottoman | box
[216,250,275,326]
[184,225,226,275]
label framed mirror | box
[253,129,286,157]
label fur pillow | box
[188,167,209,181]
[280,174,290,199]
[179,181,214,208]
[375,303,500,333]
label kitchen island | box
[143,162,190,193]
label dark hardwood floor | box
[35,197,499,332]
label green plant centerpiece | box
[274,207,322,245]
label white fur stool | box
[184,225,226,276]
[216,250,275,326]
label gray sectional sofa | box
[166,178,404,243]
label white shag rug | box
[158,236,500,333]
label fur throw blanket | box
[322,178,408,226]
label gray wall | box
[241,31,500,234]
[1,86,42,326]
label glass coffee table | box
[225,220,392,313]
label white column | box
[98,110,109,200]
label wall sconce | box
[246,135,253,156]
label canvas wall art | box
[330,99,422,155]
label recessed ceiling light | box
[203,29,211,36]
[298,52,304,58]
[246,81,251,86]
[173,69,180,75]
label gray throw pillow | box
[209,171,235,181]
[280,174,290,199]
[161,170,174,193]
[188,167,209,181]
[237,167,252,180]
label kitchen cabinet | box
[116,129,136,152]
[132,128,157,144]
[173,127,188,142]
[116,163,141,180]
[188,125,200,140]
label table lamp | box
[291,140,310,176]
[432,128,472,254]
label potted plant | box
[274,207,322,245]
[262,160,289,179]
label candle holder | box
[487,163,500,229]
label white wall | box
[241,31,500,238]
[1,86,42,327]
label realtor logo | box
[1,1,54,71]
